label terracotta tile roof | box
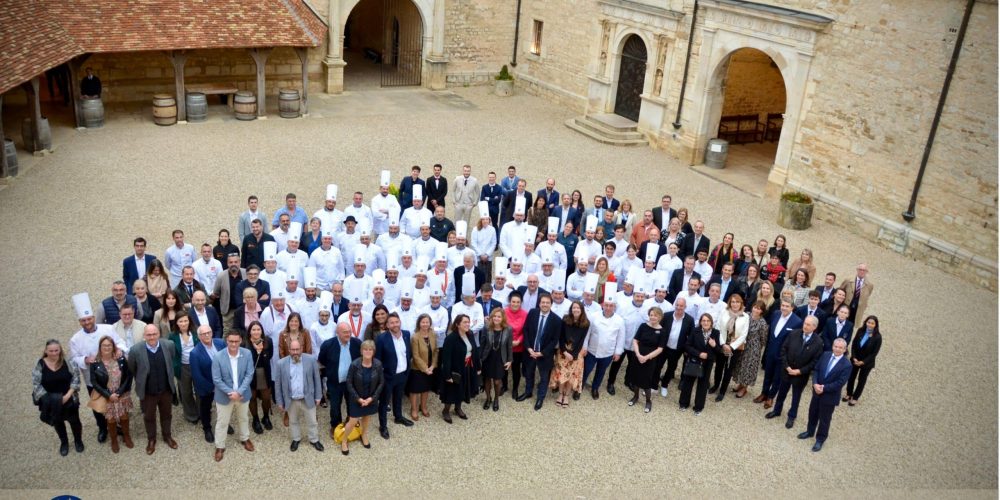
[0,0,327,94]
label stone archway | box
[613,34,648,122]
[343,0,424,88]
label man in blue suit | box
[794,291,828,334]
[799,337,852,451]
[398,165,424,211]
[318,322,361,434]
[123,237,157,294]
[518,294,562,410]
[190,325,226,443]
[375,313,412,439]
[550,193,581,236]
[480,171,505,230]
[210,331,255,462]
[822,304,854,352]
[758,300,803,407]
[536,178,560,211]
[499,165,520,194]
[476,284,503,318]
[188,290,224,338]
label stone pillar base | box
[425,56,448,90]
[324,58,347,94]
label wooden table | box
[185,82,239,109]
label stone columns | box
[167,51,188,122]
[248,48,272,117]
[67,55,90,129]
[295,47,310,115]
[28,77,43,152]
[767,50,814,189]
[324,0,347,94]
[425,0,448,90]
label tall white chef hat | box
[514,196,526,216]
[461,272,476,297]
[494,257,508,278]
[645,244,660,263]
[303,267,318,289]
[326,184,338,201]
[585,215,597,233]
[547,217,559,235]
[584,272,599,295]
[455,220,467,239]
[319,290,333,312]
[288,222,302,242]
[478,201,490,219]
[380,170,391,188]
[72,292,94,319]
[602,282,617,304]
[550,270,566,292]
[263,241,278,261]
[412,184,423,201]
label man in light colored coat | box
[275,340,325,451]
[210,331,255,461]
[452,164,479,225]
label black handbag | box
[682,358,703,378]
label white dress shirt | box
[392,334,408,374]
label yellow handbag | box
[333,422,362,444]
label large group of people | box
[35,164,883,459]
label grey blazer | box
[127,341,178,400]
[479,327,513,365]
[212,268,246,315]
[211,347,254,404]
[275,353,323,409]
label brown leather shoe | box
[763,399,774,409]
[164,437,178,449]
[242,439,255,452]
[283,412,289,427]
[214,448,224,462]
[146,440,156,455]
[752,393,767,404]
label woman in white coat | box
[470,204,498,279]
[710,294,749,402]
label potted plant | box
[777,191,814,230]
[495,65,514,97]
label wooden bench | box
[185,82,239,109]
[765,113,783,142]
[718,114,764,144]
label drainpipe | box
[511,0,523,67]
[902,0,974,222]
[672,0,698,129]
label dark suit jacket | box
[662,313,695,352]
[684,328,720,378]
[375,331,412,376]
[707,275,739,302]
[329,297,350,320]
[794,305,828,334]
[814,285,836,304]
[123,254,157,294]
[735,277,761,303]
[189,305,224,338]
[779,329,823,384]
[453,266,486,299]
[480,184,504,214]
[821,318,853,351]
[426,176,448,208]
[765,311,803,362]
[602,197,620,212]
[522,309,562,361]
[190,339,226,396]
[318,336,362,384]
[812,352,852,405]
[241,232,275,269]
[398,176,425,210]
[679,233,711,260]
[514,286,550,311]
[173,280,206,304]
[549,205,582,233]
[536,189,560,211]
[667,269,702,303]
[637,240,667,264]
[476,298,503,319]
[500,190,533,226]
[849,328,881,369]
[234,279,271,309]
[651,206,677,230]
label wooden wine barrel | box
[185,92,207,122]
[233,91,257,121]
[81,96,105,128]
[278,88,300,118]
[3,138,18,177]
[152,94,177,126]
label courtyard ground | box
[0,84,996,496]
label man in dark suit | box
[425,163,448,212]
[234,265,271,309]
[758,300,803,407]
[799,338,852,452]
[480,171,505,230]
[766,315,824,429]
[329,283,350,320]
[398,165,424,211]
[173,266,206,305]
[375,314,413,439]
[814,272,837,304]
[667,257,701,303]
[189,325,226,442]
[536,178,559,211]
[515,275,548,312]
[454,252,486,303]
[707,262,739,303]
[188,291,224,338]
[476,284,503,318]
[822,304,854,351]
[602,184,620,212]
[795,291,828,333]
[650,194,677,232]
[241,219,275,270]
[658,303,695,395]
[499,179,532,227]
[550,193,581,235]
[318,322,361,434]
[517,295,562,410]
[123,237,157,294]
[678,220,710,259]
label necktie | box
[808,309,815,316]
[535,314,546,351]
[464,178,468,186]
[854,279,862,300]
[188,284,193,296]
[800,334,811,355]
[826,356,837,377]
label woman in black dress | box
[845,315,882,406]
[553,301,588,409]
[440,315,481,423]
[243,320,274,433]
[768,234,790,268]
[31,340,84,456]
[678,314,720,415]
[630,308,665,413]
[479,308,512,412]
[407,314,438,420]
[342,340,384,455]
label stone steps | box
[564,113,648,146]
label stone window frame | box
[526,18,546,61]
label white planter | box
[495,79,513,97]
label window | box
[530,20,543,56]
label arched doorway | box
[613,35,647,122]
[706,48,787,192]
[344,0,423,89]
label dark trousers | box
[658,348,683,388]
[140,390,173,441]
[714,351,742,393]
[522,356,552,401]
[508,351,525,393]
[710,352,727,389]
[197,393,214,431]
[248,387,271,420]
[582,354,612,390]
[379,372,408,429]
[607,350,634,388]
[806,396,837,443]
[761,357,783,398]
[846,365,873,400]
[86,385,107,432]
[772,378,807,419]
[678,360,712,411]
[328,380,348,427]
[53,404,83,445]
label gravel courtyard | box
[0,85,996,496]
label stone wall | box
[720,48,786,120]
[442,0,516,83]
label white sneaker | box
[660,387,668,398]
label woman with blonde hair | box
[90,335,134,453]
[341,340,383,455]
[594,256,616,304]
[32,339,84,456]
[480,308,512,411]
[407,314,438,420]
[788,248,816,284]
[757,281,777,318]
[711,294,749,402]
[614,199,637,236]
